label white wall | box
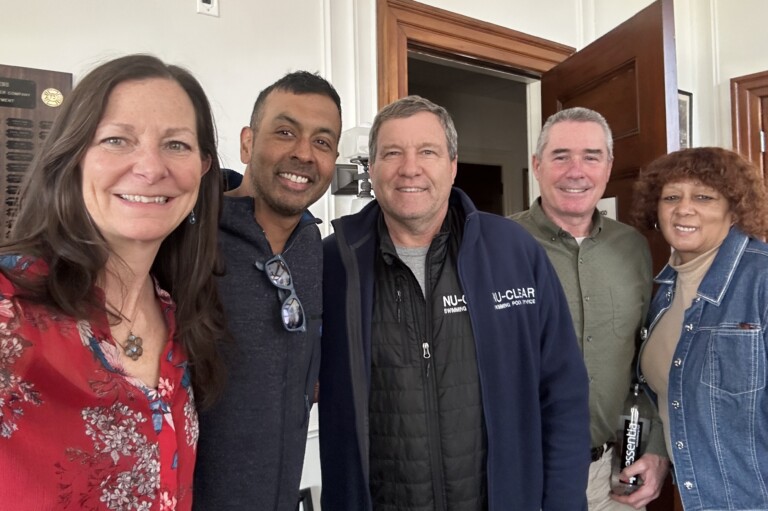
[591,0,654,39]
[712,0,768,146]
[0,1,329,170]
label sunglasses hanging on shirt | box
[255,254,307,332]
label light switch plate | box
[196,0,219,17]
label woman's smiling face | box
[80,78,209,253]
[657,179,734,263]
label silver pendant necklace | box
[122,331,144,361]
[110,303,144,361]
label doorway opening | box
[376,0,574,213]
[455,163,503,215]
[407,53,531,215]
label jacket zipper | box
[280,218,318,430]
[420,252,446,511]
[396,288,403,324]
[423,342,431,378]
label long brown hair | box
[2,54,227,408]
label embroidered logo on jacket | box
[492,287,536,309]
[442,294,467,314]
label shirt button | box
[676,441,684,449]
[589,377,594,383]
[551,237,557,241]
[684,481,693,490]
[579,258,584,264]
[585,296,590,302]
[640,328,648,341]
[685,324,694,332]
[674,358,682,367]
[586,335,593,342]
[672,400,680,409]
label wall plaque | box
[0,64,72,237]
[0,78,37,109]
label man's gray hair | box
[369,95,458,162]
[535,107,613,160]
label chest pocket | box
[701,326,766,395]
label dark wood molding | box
[731,69,768,174]
[376,0,575,108]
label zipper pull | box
[396,289,402,323]
[422,342,431,359]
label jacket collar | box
[654,226,749,305]
[221,195,321,251]
[223,195,321,226]
[377,201,465,267]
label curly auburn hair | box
[632,147,768,239]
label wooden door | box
[541,0,678,276]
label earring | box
[653,222,659,231]
[188,210,197,225]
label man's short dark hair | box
[249,71,342,132]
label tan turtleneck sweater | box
[640,244,720,460]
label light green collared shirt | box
[511,199,665,456]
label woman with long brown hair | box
[0,54,226,510]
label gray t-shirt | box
[395,245,429,295]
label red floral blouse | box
[0,258,198,510]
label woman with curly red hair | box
[633,147,768,511]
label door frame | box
[376,0,574,108]
[731,70,768,175]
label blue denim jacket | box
[639,227,768,511]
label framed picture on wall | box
[678,90,693,149]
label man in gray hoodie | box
[194,71,341,511]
